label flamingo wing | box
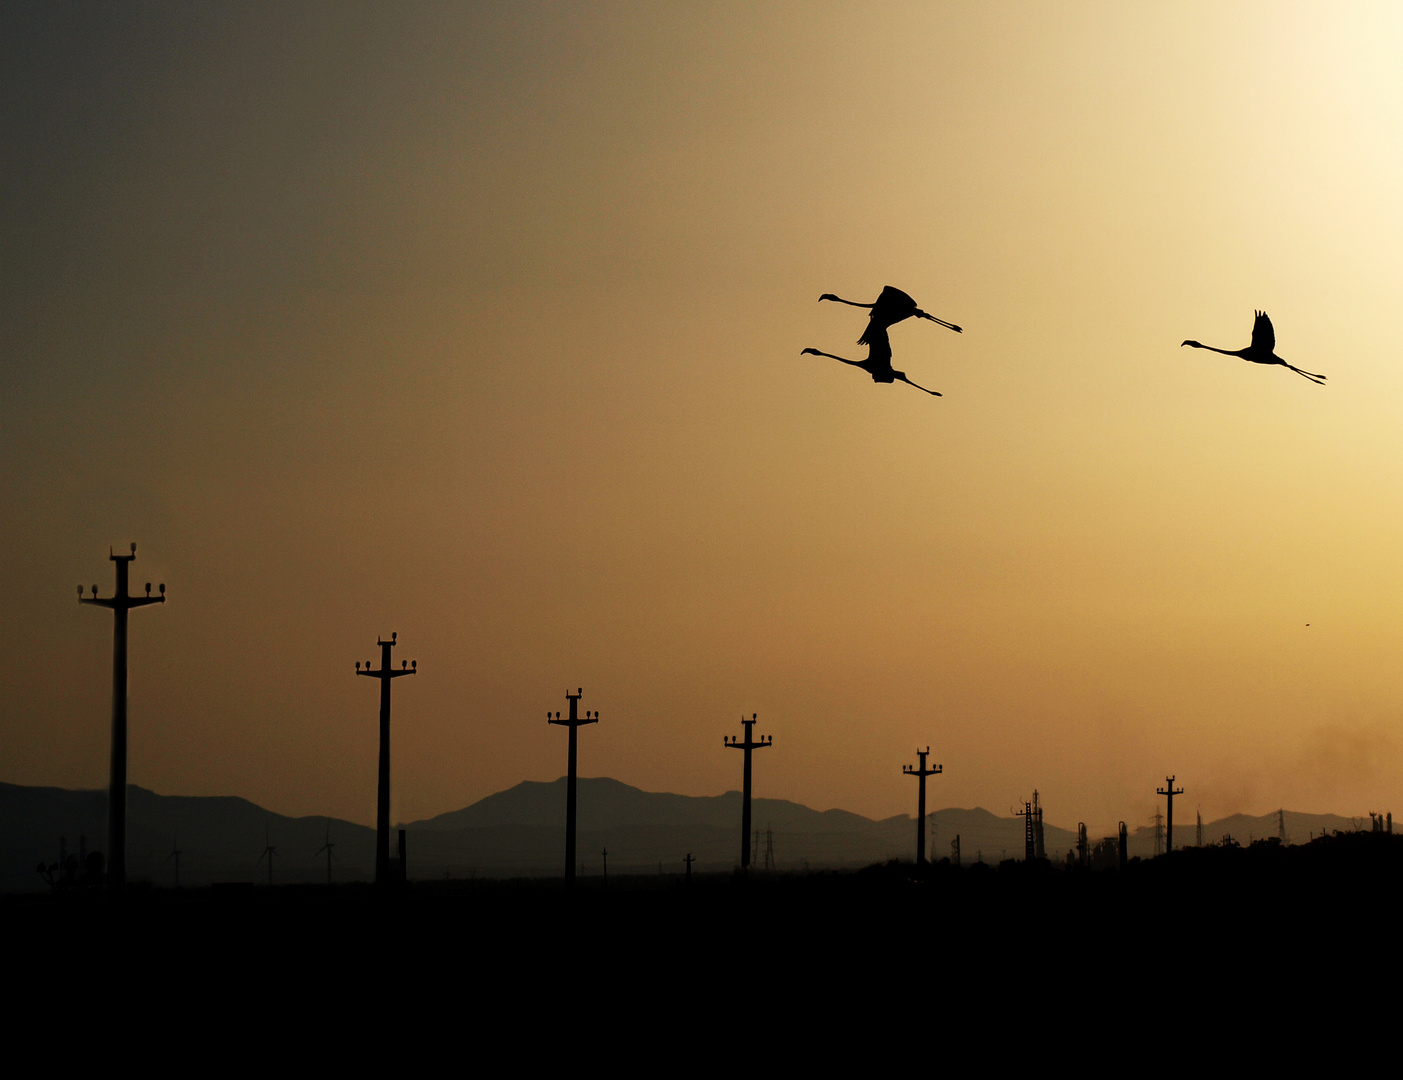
[871,285,919,324]
[859,286,921,344]
[863,325,894,368]
[1251,310,1275,354]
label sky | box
[4,2,1403,837]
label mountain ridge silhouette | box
[1,778,1367,891]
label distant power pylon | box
[903,748,942,865]
[1151,811,1164,857]
[1033,790,1045,859]
[684,853,695,883]
[724,714,772,870]
[1196,809,1204,848]
[78,543,166,892]
[1278,808,1287,845]
[951,834,961,868]
[763,826,776,871]
[355,632,417,886]
[1157,775,1184,855]
[548,688,598,887]
[1016,799,1035,860]
[1118,821,1127,871]
[1077,823,1088,868]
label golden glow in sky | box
[5,3,1403,834]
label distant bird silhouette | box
[820,285,962,344]
[801,326,941,396]
[1181,311,1325,385]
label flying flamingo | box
[800,325,941,396]
[819,284,962,345]
[1181,311,1326,385]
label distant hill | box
[0,778,1375,891]
[400,776,1075,877]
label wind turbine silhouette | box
[258,825,277,887]
[1181,311,1326,385]
[820,284,962,342]
[801,326,941,396]
[313,820,336,887]
[165,832,183,888]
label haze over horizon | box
[5,3,1403,839]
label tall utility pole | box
[548,688,598,887]
[1118,821,1128,871]
[356,632,417,886]
[903,749,942,865]
[724,714,772,870]
[1033,790,1045,859]
[1157,775,1184,856]
[78,543,166,892]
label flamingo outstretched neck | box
[1180,310,1326,385]
[799,347,942,396]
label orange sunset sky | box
[4,3,1403,837]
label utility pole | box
[724,714,772,870]
[903,748,942,865]
[1033,790,1045,859]
[548,688,598,887]
[684,853,694,884]
[1118,821,1128,871]
[602,847,608,885]
[764,826,775,871]
[355,632,417,886]
[78,543,166,892]
[1157,775,1184,855]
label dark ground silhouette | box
[9,830,1397,1033]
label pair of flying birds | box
[802,291,1327,396]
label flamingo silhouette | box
[801,326,941,396]
[1181,311,1326,385]
[819,285,962,344]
